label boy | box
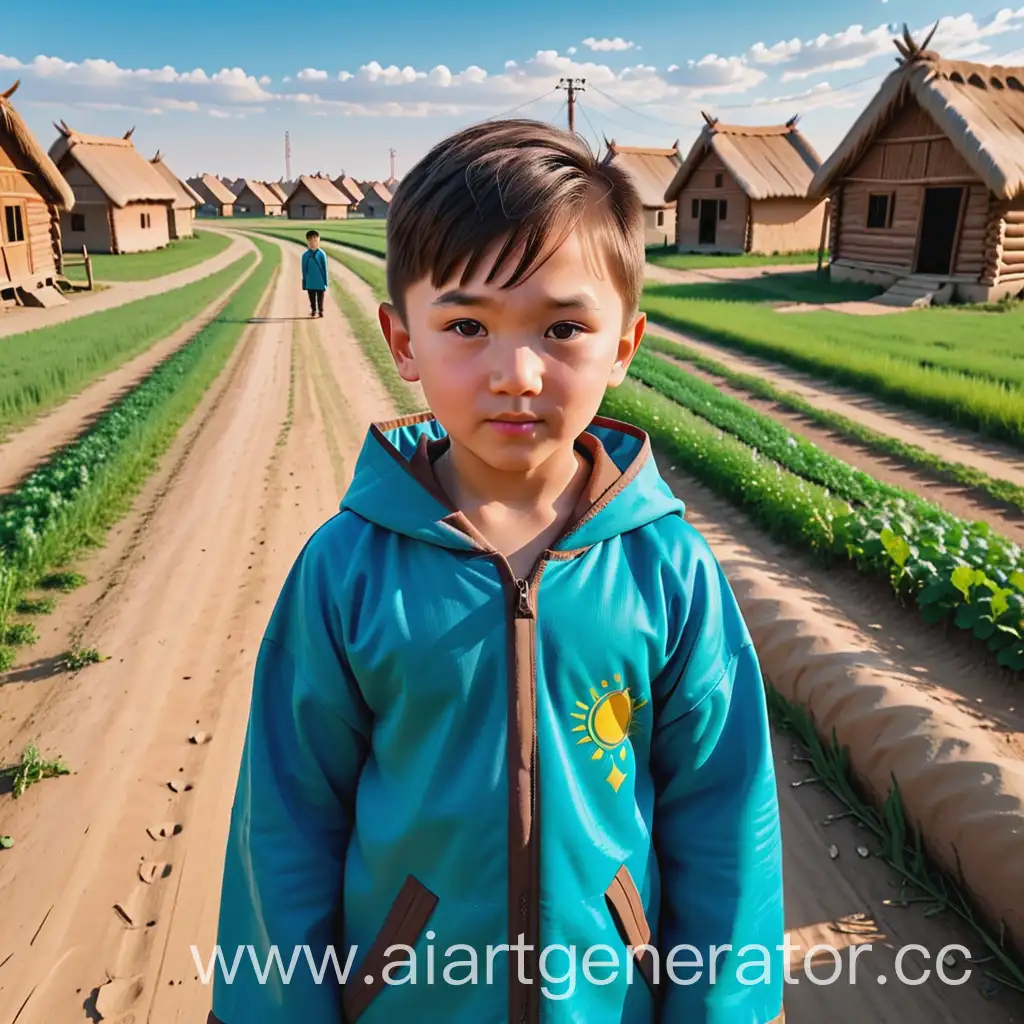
[208,120,784,1024]
[302,229,328,317]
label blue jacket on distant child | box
[302,247,328,290]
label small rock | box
[188,731,210,745]
[856,846,870,858]
[828,845,839,860]
[942,951,958,969]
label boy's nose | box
[490,344,544,395]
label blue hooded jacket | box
[209,412,784,1024]
[302,246,329,290]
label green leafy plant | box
[59,645,105,671]
[1,743,70,798]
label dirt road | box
[0,237,1021,1024]
[0,229,248,341]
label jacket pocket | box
[605,864,658,993]
[343,874,438,1022]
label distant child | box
[208,120,784,1024]
[302,229,328,317]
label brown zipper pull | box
[515,578,531,617]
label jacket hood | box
[340,412,685,553]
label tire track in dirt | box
[649,349,1024,545]
[0,235,263,496]
[0,228,250,341]
[645,319,1024,489]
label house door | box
[915,187,963,275]
[698,200,718,245]
[1,203,31,282]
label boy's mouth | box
[486,413,542,437]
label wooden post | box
[83,245,93,290]
[817,199,831,276]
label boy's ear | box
[378,302,420,382]
[607,311,645,387]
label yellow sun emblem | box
[570,673,648,792]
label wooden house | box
[284,175,351,219]
[0,80,75,306]
[187,174,235,216]
[332,175,364,205]
[664,113,825,255]
[809,26,1024,303]
[267,180,289,203]
[150,151,201,239]
[234,179,283,216]
[356,181,392,219]
[49,122,176,255]
[600,140,681,246]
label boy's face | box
[307,235,319,250]
[379,227,644,474]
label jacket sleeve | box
[210,527,371,1023]
[318,250,329,285]
[651,535,784,1024]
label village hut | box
[150,151,201,239]
[809,25,1024,303]
[356,181,392,219]
[284,174,351,219]
[234,179,283,217]
[601,140,681,246]
[0,80,75,306]
[664,113,825,255]
[49,122,176,255]
[187,174,235,217]
[332,175,364,205]
[267,180,289,203]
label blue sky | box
[3,1,1023,182]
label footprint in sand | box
[94,974,143,1019]
[146,822,183,841]
[167,779,193,793]
[188,731,211,744]
[138,861,172,884]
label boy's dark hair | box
[306,229,320,240]
[386,119,645,324]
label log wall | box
[953,185,990,278]
[0,136,60,282]
[998,197,1024,283]
[674,152,750,252]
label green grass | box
[0,237,281,647]
[0,252,255,442]
[642,332,1024,516]
[646,246,823,269]
[642,273,1024,447]
[63,230,232,282]
[322,244,388,302]
[252,221,387,259]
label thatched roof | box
[48,122,176,207]
[286,174,351,207]
[601,141,681,208]
[333,175,364,203]
[237,179,281,207]
[151,151,202,209]
[809,25,1024,200]
[361,181,393,204]
[188,174,237,206]
[665,114,821,202]
[0,81,75,210]
[267,180,289,202]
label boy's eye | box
[449,319,486,338]
[546,322,585,341]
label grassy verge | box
[323,245,388,302]
[1,252,256,441]
[599,377,1024,672]
[63,230,232,282]
[0,236,281,666]
[642,277,1024,447]
[253,222,387,258]
[768,682,1024,993]
[646,246,822,269]
[642,332,1024,515]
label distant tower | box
[389,147,396,180]
[285,131,292,181]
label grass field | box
[239,218,388,258]
[63,231,232,282]
[645,246,823,269]
[642,273,1024,446]
[0,253,255,441]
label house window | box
[719,200,728,220]
[656,210,665,228]
[141,212,152,229]
[691,199,699,218]
[3,205,25,243]
[715,173,723,188]
[71,213,85,232]
[867,193,894,229]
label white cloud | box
[258,75,272,85]
[665,54,767,95]
[208,109,230,118]
[297,67,329,81]
[567,46,577,55]
[582,37,637,52]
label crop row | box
[0,238,281,665]
[601,366,1024,672]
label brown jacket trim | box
[605,864,658,993]
[206,1014,223,1024]
[372,410,436,433]
[342,874,438,1022]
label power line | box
[573,98,605,156]
[485,86,560,121]
[556,77,586,133]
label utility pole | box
[285,131,292,181]
[389,147,396,180]
[557,77,586,133]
